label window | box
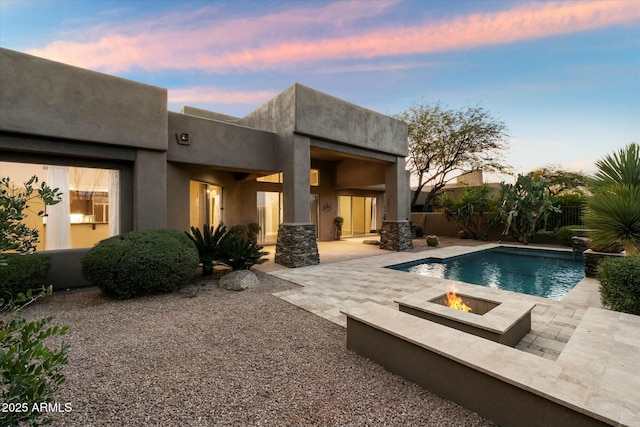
[256,172,282,184]
[69,191,109,223]
[257,169,319,186]
[0,162,119,250]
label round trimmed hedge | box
[82,229,199,299]
[0,253,51,299]
[556,225,583,247]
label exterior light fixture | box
[176,132,192,145]
[42,214,48,225]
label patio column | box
[380,157,413,251]
[275,134,320,267]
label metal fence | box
[548,204,586,228]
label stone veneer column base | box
[583,249,624,277]
[380,221,413,251]
[275,223,320,268]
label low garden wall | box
[44,248,91,290]
[410,212,561,245]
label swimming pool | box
[387,247,585,300]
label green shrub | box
[82,229,199,299]
[228,224,248,239]
[556,193,588,207]
[440,184,496,240]
[0,313,69,427]
[247,223,261,244]
[218,237,269,270]
[186,223,229,276]
[410,224,424,238]
[557,225,583,246]
[0,253,50,299]
[597,256,640,315]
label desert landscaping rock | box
[22,272,494,426]
[219,269,260,291]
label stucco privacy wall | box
[0,48,167,150]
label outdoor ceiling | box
[310,145,390,164]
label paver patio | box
[258,239,639,426]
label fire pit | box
[434,291,499,315]
[395,287,535,346]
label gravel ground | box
[21,272,494,427]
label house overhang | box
[166,111,278,172]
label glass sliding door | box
[257,191,282,243]
[190,181,222,229]
[257,192,320,242]
[339,196,352,236]
[339,195,377,237]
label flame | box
[445,291,472,312]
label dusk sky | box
[1,0,638,181]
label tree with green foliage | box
[1,175,68,427]
[1,176,62,259]
[584,143,640,255]
[496,173,561,244]
[439,184,496,240]
[530,164,590,196]
[395,102,510,211]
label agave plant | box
[584,183,640,255]
[218,236,269,270]
[585,143,640,255]
[439,184,495,240]
[185,223,229,276]
[590,143,640,190]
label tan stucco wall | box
[0,48,167,151]
[167,112,277,172]
[294,84,408,157]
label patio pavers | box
[269,243,599,360]
[264,240,639,424]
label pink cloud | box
[26,1,640,74]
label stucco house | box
[0,48,412,287]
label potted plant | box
[334,216,344,240]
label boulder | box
[219,270,259,291]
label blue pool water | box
[387,247,585,300]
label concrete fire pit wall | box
[343,303,611,427]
